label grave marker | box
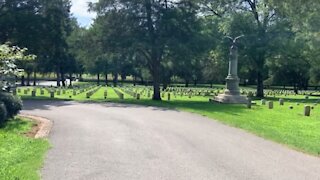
[268,101,273,109]
[304,106,311,116]
[32,90,36,97]
[50,91,54,98]
[12,89,17,95]
[279,99,284,106]
[247,99,252,109]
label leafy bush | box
[0,102,7,125]
[0,92,23,119]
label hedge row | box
[0,92,23,126]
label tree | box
[0,0,42,45]
[0,0,46,86]
[0,44,35,89]
[202,0,294,97]
[37,0,73,87]
[203,48,228,87]
[272,0,320,86]
[90,0,201,100]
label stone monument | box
[214,35,248,104]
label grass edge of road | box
[0,117,50,180]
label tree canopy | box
[1,0,319,99]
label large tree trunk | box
[61,73,66,87]
[151,60,161,100]
[97,73,100,85]
[21,75,25,86]
[69,73,73,87]
[33,71,37,86]
[113,73,118,87]
[256,71,264,98]
[145,0,161,100]
[27,73,31,86]
[133,76,137,86]
[121,74,126,83]
[152,74,161,100]
[293,83,298,94]
[185,79,189,87]
[56,72,61,87]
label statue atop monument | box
[226,35,244,62]
[225,35,244,48]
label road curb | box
[19,114,53,139]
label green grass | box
[0,118,50,180]
[17,86,320,156]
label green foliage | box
[0,44,35,89]
[2,0,320,97]
[0,92,23,119]
[89,0,206,100]
[0,44,35,76]
[0,91,23,125]
[0,0,75,87]
[267,38,310,89]
[0,102,7,126]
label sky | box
[70,0,98,27]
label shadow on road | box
[21,99,180,112]
[22,100,75,111]
[21,99,248,116]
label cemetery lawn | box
[18,86,320,156]
[0,117,50,180]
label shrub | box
[0,92,23,119]
[0,102,7,125]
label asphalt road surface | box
[21,100,320,180]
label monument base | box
[212,93,248,104]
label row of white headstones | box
[246,98,317,117]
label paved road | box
[22,100,320,180]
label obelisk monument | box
[214,36,248,104]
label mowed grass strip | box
[17,86,320,156]
[0,118,50,180]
